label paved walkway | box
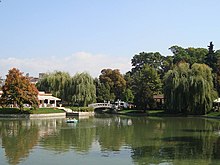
[57,107,73,113]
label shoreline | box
[0,111,95,119]
[0,113,66,119]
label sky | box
[0,0,220,78]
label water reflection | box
[0,116,220,164]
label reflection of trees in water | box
[40,118,96,153]
[131,118,220,165]
[0,120,39,165]
[1,117,220,165]
[0,118,63,165]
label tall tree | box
[169,45,208,65]
[36,71,71,104]
[204,42,219,73]
[189,63,216,114]
[203,42,220,96]
[131,52,167,77]
[132,64,162,111]
[71,72,96,106]
[0,68,39,110]
[216,50,220,95]
[164,62,216,115]
[123,72,134,103]
[163,62,190,114]
[95,78,115,102]
[99,69,126,101]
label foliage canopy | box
[164,62,217,115]
[0,68,39,110]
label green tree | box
[122,88,134,103]
[120,72,134,104]
[99,69,126,101]
[189,63,216,114]
[169,45,208,65]
[163,62,190,114]
[132,64,162,111]
[71,72,96,106]
[215,50,220,95]
[36,71,71,104]
[0,68,39,110]
[95,79,115,102]
[131,52,168,78]
[204,42,220,73]
[164,62,216,115]
[203,42,220,96]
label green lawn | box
[29,108,64,114]
[118,109,186,117]
[119,109,220,117]
[0,108,64,114]
[204,111,220,117]
[119,109,161,115]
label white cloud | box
[0,52,132,78]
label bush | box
[0,108,30,114]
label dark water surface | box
[1,115,220,165]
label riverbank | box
[0,107,66,118]
[0,113,66,119]
[0,107,65,114]
[0,107,95,119]
[117,109,220,119]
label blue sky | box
[0,0,220,78]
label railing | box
[88,103,113,109]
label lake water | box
[1,115,220,165]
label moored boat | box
[66,118,78,123]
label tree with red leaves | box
[0,68,39,110]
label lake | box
[0,115,220,165]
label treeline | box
[35,42,220,114]
[1,42,220,114]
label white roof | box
[38,95,61,101]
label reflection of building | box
[38,91,61,108]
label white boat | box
[66,118,78,123]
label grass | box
[0,107,64,114]
[29,108,64,114]
[204,111,220,117]
[118,109,186,117]
[147,110,166,116]
[120,110,220,118]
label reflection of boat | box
[66,118,78,123]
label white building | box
[38,91,61,108]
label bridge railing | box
[88,103,113,108]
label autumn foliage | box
[0,68,39,110]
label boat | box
[66,118,78,123]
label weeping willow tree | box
[71,72,96,106]
[164,62,217,115]
[163,62,190,114]
[36,71,71,103]
[188,63,217,114]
